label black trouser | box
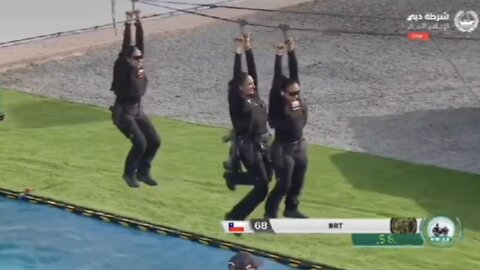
[229,140,242,171]
[228,134,273,220]
[111,103,161,177]
[265,138,308,217]
[224,130,242,172]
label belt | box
[238,132,271,151]
[110,102,140,111]
[238,132,269,141]
[279,137,305,146]
[114,102,140,107]
[253,132,271,141]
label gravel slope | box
[2,0,480,174]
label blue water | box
[0,197,293,270]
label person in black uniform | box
[110,10,160,188]
[264,38,308,218]
[222,34,254,191]
[228,251,263,270]
[224,34,272,220]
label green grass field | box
[0,89,479,270]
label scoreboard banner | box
[222,217,463,248]
[222,218,422,234]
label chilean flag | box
[228,222,245,233]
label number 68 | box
[254,222,268,230]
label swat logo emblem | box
[422,216,457,246]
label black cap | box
[228,251,263,270]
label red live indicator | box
[408,32,431,41]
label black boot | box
[264,204,278,219]
[223,155,242,173]
[223,161,242,173]
[283,209,308,218]
[223,161,231,171]
[137,173,158,186]
[223,171,236,191]
[263,214,276,219]
[284,197,308,218]
[123,174,139,188]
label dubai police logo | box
[454,10,479,33]
[421,216,460,246]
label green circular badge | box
[420,216,463,247]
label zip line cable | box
[140,0,399,34]
[139,0,480,41]
[1,0,478,48]
[0,0,233,48]
[145,0,405,21]
[0,13,167,47]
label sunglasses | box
[132,55,143,60]
[287,91,300,97]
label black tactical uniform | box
[265,49,309,218]
[110,20,160,188]
[225,48,273,220]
